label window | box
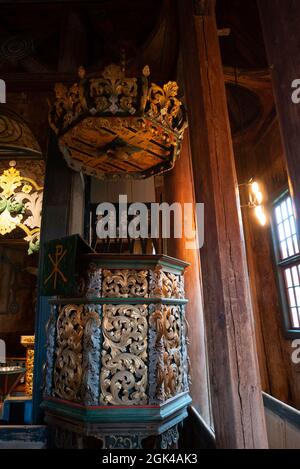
[272,191,300,335]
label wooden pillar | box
[258,0,300,231]
[33,8,88,422]
[58,10,87,73]
[164,131,212,426]
[32,135,73,422]
[177,0,268,448]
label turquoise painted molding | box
[82,254,189,273]
[41,392,192,424]
[48,297,188,305]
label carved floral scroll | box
[53,304,101,403]
[102,269,148,298]
[100,304,148,405]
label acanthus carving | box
[53,304,101,402]
[102,269,148,298]
[48,64,184,136]
[104,434,141,449]
[180,307,191,392]
[146,82,182,128]
[44,305,58,396]
[0,164,43,254]
[149,265,184,299]
[161,425,179,449]
[100,304,148,405]
[81,304,102,405]
[149,304,183,402]
[90,64,138,115]
[85,263,102,298]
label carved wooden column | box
[258,0,300,232]
[177,0,268,448]
[21,336,35,396]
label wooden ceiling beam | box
[58,9,88,73]
[193,0,215,16]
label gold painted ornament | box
[48,65,186,180]
[0,162,43,253]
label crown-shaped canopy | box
[48,64,186,180]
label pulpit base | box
[43,393,191,449]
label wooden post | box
[177,0,268,448]
[32,9,88,422]
[258,0,300,232]
[32,135,73,422]
[164,131,212,426]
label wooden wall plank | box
[258,0,300,233]
[177,0,268,448]
[164,131,212,426]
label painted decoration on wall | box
[0,161,43,254]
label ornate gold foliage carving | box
[0,164,43,253]
[53,304,100,402]
[48,64,186,180]
[49,64,184,135]
[21,335,35,395]
[90,64,138,115]
[149,265,184,299]
[150,305,182,401]
[100,304,148,405]
[102,269,148,298]
[25,348,34,395]
[147,82,181,128]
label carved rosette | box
[100,304,148,405]
[53,304,101,403]
[102,269,148,298]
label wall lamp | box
[239,179,267,227]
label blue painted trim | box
[82,254,189,272]
[2,398,33,425]
[33,296,51,423]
